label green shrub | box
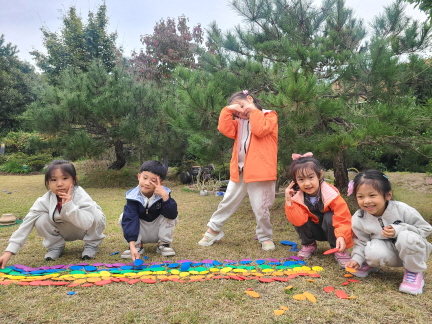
[76,160,138,188]
[0,160,30,173]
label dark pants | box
[294,212,336,248]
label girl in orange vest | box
[285,153,352,266]
[198,90,278,251]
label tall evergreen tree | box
[0,34,38,136]
[23,61,156,169]
[30,3,118,84]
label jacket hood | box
[125,185,171,205]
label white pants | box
[34,212,106,250]
[119,214,178,245]
[365,231,432,273]
[207,174,275,242]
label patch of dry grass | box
[0,173,431,324]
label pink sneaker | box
[399,269,424,295]
[334,251,351,267]
[298,242,317,259]
[353,263,380,278]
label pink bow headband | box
[292,152,313,160]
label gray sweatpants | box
[34,212,106,250]
[119,214,178,245]
[364,231,432,273]
[207,174,275,242]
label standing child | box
[345,170,432,295]
[198,90,278,251]
[120,160,178,260]
[0,160,106,268]
[285,153,352,266]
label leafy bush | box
[0,153,54,173]
[0,160,30,173]
[75,160,138,188]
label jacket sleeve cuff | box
[351,255,365,266]
[5,242,20,255]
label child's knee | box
[364,240,390,266]
[396,231,428,254]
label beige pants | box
[207,174,275,242]
[119,214,178,244]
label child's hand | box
[285,181,296,206]
[382,225,396,238]
[151,177,169,201]
[335,237,346,252]
[58,184,73,204]
[130,247,141,262]
[344,260,360,269]
[0,252,12,269]
[227,103,250,119]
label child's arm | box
[128,241,141,261]
[121,201,141,244]
[350,215,370,266]
[60,187,102,230]
[5,197,48,255]
[390,202,432,238]
[328,195,353,248]
[0,252,13,269]
[249,109,278,138]
[151,178,178,219]
[217,107,239,139]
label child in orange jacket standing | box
[285,153,352,266]
[198,90,278,251]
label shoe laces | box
[404,271,419,284]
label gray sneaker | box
[45,246,65,261]
[82,244,98,260]
[156,244,176,256]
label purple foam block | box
[112,263,127,267]
[76,263,89,266]
[177,260,192,263]
[290,256,302,261]
[91,263,105,267]
[201,259,214,263]
[266,258,279,262]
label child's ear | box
[386,191,393,201]
[319,170,324,179]
[137,173,141,180]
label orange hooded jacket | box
[284,181,353,248]
[218,107,278,183]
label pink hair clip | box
[291,152,313,160]
[347,180,354,196]
[242,90,248,95]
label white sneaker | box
[156,244,176,256]
[121,244,144,259]
[198,230,225,246]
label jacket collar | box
[126,185,171,206]
[292,181,339,209]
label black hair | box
[228,91,263,110]
[44,160,78,188]
[352,169,392,217]
[139,160,167,180]
[289,156,324,183]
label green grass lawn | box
[0,173,431,324]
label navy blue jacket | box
[121,185,178,243]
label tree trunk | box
[163,153,169,169]
[333,151,348,194]
[108,140,126,170]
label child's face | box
[137,171,160,198]
[295,168,322,197]
[48,168,75,196]
[232,97,255,119]
[355,184,392,216]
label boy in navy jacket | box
[120,160,178,259]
